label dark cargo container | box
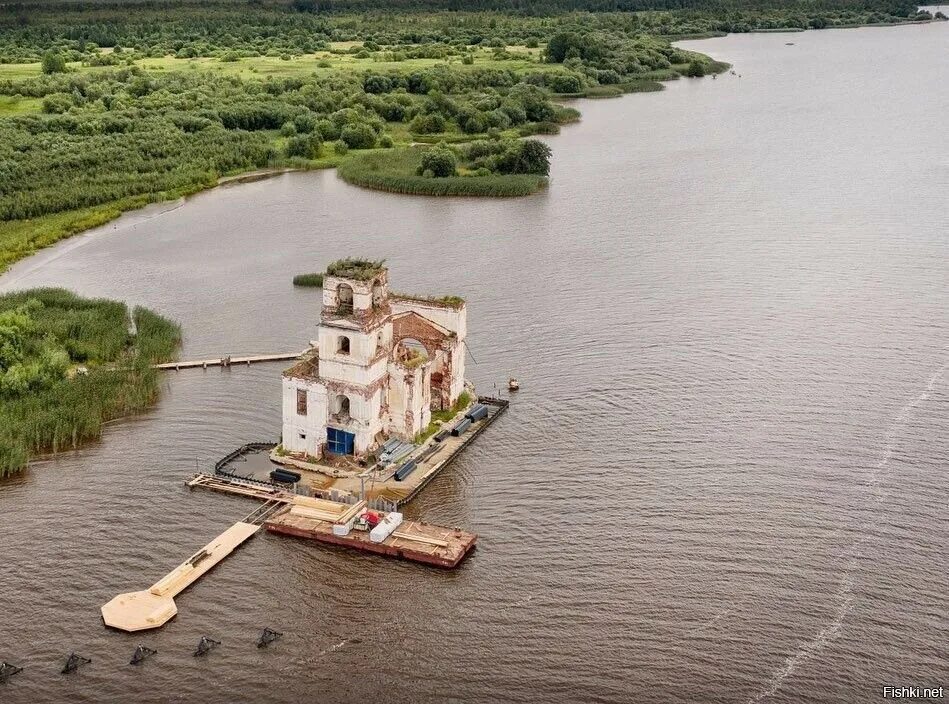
[465,404,488,422]
[451,418,472,436]
[270,469,301,484]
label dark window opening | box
[338,336,351,355]
[296,388,307,416]
[337,284,354,314]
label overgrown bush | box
[417,143,457,177]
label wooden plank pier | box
[101,520,264,632]
[154,351,306,371]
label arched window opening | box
[372,280,384,307]
[335,394,351,418]
[337,335,350,355]
[337,283,354,314]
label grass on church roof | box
[325,258,386,281]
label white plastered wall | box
[281,377,327,457]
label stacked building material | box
[379,440,415,465]
[451,418,472,436]
[465,404,489,421]
[394,460,417,482]
[369,512,403,543]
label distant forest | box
[0,0,933,269]
[0,0,921,10]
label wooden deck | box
[187,473,294,502]
[155,351,306,370]
[100,521,261,632]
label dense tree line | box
[0,0,924,63]
[0,63,582,222]
[0,0,933,266]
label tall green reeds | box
[338,148,546,198]
[0,289,181,477]
[292,273,324,287]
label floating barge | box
[265,396,509,508]
[265,507,476,569]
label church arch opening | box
[337,283,354,314]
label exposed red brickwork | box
[392,312,456,411]
[325,375,388,400]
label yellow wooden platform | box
[101,521,260,632]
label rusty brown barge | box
[265,507,476,569]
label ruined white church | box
[280,260,467,459]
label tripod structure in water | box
[257,628,283,648]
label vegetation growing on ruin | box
[293,272,325,287]
[0,288,181,477]
[325,257,387,280]
[415,390,474,443]
[0,0,933,271]
[392,292,466,308]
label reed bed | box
[292,273,325,287]
[338,148,546,198]
[0,289,181,477]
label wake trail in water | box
[319,638,360,656]
[747,360,945,703]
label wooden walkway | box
[154,351,306,370]
[187,473,295,502]
[101,520,263,632]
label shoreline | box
[1,16,943,275]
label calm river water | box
[1,24,947,704]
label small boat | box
[508,377,520,391]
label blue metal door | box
[327,427,355,455]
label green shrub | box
[417,144,457,178]
[409,113,446,134]
[685,60,707,77]
[341,123,377,149]
[41,51,67,74]
[286,134,322,159]
[292,273,324,287]
[0,289,180,477]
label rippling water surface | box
[1,25,947,704]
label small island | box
[0,288,180,476]
[338,139,553,197]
